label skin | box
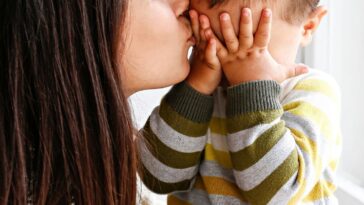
[190,0,327,65]
[186,0,327,94]
[121,0,195,96]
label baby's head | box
[190,0,327,65]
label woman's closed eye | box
[177,1,191,21]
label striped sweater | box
[137,69,342,205]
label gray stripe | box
[209,194,248,205]
[311,196,339,205]
[234,130,296,191]
[173,189,211,205]
[150,108,207,153]
[283,112,334,169]
[283,112,325,144]
[200,160,235,183]
[138,138,198,184]
[174,189,248,205]
[227,118,281,152]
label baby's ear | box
[300,6,328,47]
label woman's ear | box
[300,6,328,47]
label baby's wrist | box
[186,78,216,95]
[227,75,275,86]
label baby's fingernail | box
[189,10,194,17]
[210,38,216,45]
[264,9,271,17]
[243,8,250,17]
[221,13,229,21]
[204,30,211,37]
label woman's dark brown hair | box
[0,0,136,204]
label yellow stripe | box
[289,128,321,161]
[167,195,192,205]
[210,117,227,135]
[303,180,336,202]
[288,153,307,205]
[288,129,324,204]
[283,101,336,143]
[290,128,322,170]
[195,176,247,202]
[293,78,339,101]
[329,160,338,171]
[205,143,232,169]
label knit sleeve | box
[225,75,341,204]
[138,81,214,194]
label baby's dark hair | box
[210,0,321,24]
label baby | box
[138,0,341,204]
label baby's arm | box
[137,82,213,194]
[186,10,222,95]
[216,9,341,204]
[137,13,221,194]
[226,75,341,205]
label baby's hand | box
[216,8,308,86]
[186,10,222,95]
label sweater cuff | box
[163,81,214,123]
[226,80,282,117]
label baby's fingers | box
[254,9,272,49]
[239,8,254,50]
[204,38,220,70]
[220,13,239,53]
[199,15,211,43]
[205,29,228,62]
[189,10,200,43]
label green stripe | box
[243,150,299,205]
[160,101,210,137]
[139,164,193,194]
[142,121,203,169]
[227,109,283,133]
[230,121,286,171]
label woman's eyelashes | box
[178,2,190,19]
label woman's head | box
[120,0,194,95]
[0,0,136,204]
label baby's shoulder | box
[280,68,341,101]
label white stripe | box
[207,132,229,152]
[283,112,335,170]
[301,196,339,205]
[138,138,198,184]
[234,130,297,191]
[149,108,207,153]
[174,189,249,205]
[200,160,235,182]
[280,68,340,104]
[209,194,248,205]
[281,90,339,129]
[227,118,281,152]
[173,189,211,205]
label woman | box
[0,0,192,204]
